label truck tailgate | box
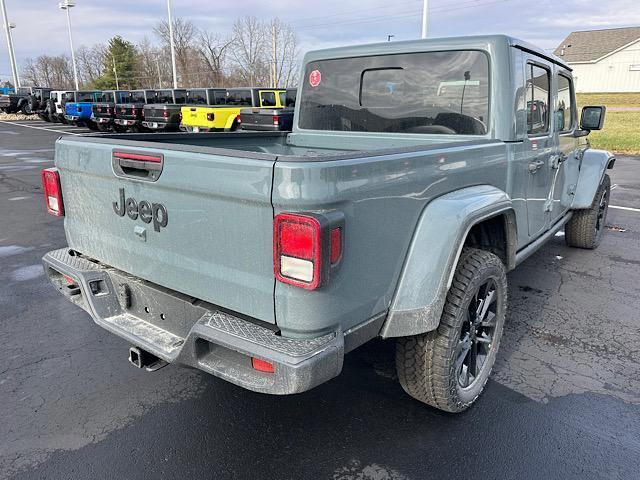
[55,137,276,323]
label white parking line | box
[0,120,81,135]
[610,205,640,213]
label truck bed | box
[73,131,494,161]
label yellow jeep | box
[180,88,286,132]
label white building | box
[554,27,640,93]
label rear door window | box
[526,63,550,135]
[299,50,489,134]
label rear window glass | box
[128,91,150,103]
[299,50,489,135]
[285,89,297,107]
[260,91,277,107]
[187,89,207,104]
[157,90,185,103]
[97,92,116,103]
[76,92,96,102]
[212,90,227,105]
[226,90,252,106]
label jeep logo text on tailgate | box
[113,188,168,232]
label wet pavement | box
[1,120,639,480]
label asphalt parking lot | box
[1,119,639,480]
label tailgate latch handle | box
[112,151,164,182]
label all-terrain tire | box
[396,248,507,412]
[565,174,610,249]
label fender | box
[571,149,615,209]
[224,111,238,131]
[380,185,516,339]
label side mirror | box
[580,105,606,131]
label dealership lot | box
[1,121,639,480]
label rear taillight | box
[41,168,64,216]
[132,108,137,116]
[272,115,279,126]
[274,212,343,290]
[163,109,170,118]
[236,114,241,123]
[107,107,112,115]
[206,112,215,121]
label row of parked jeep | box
[0,86,297,133]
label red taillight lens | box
[274,213,321,289]
[206,112,215,121]
[41,167,64,216]
[272,115,279,126]
[107,107,112,114]
[132,108,137,116]
[163,110,170,118]
[236,114,241,123]
[330,227,342,264]
[251,357,275,373]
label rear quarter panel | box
[272,141,509,337]
[181,106,241,129]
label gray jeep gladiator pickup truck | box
[42,35,613,412]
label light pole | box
[155,55,162,89]
[421,0,428,39]
[59,0,79,90]
[166,0,178,88]
[0,0,20,88]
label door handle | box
[550,153,568,169]
[528,159,545,173]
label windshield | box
[299,50,489,135]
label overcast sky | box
[1,0,639,82]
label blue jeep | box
[64,91,101,129]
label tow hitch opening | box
[128,346,168,372]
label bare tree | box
[154,17,196,86]
[76,44,106,86]
[196,30,234,86]
[21,55,74,88]
[269,18,299,87]
[136,37,170,89]
[231,16,269,86]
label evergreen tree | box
[92,36,138,89]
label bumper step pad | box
[43,248,344,394]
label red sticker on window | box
[309,70,321,87]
